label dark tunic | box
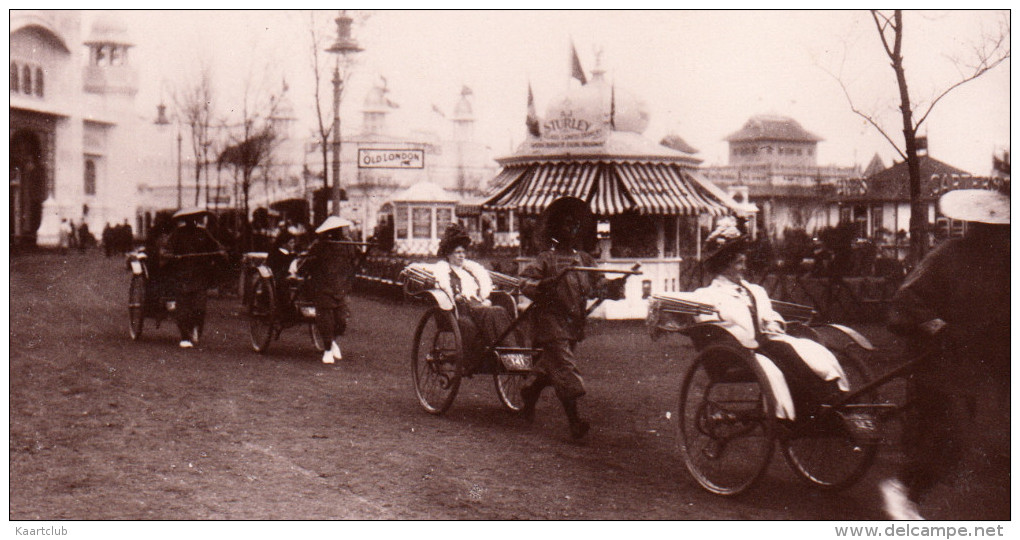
[887,226,1010,503]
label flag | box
[432,104,446,118]
[570,42,587,85]
[610,82,616,130]
[526,82,540,138]
[461,85,473,97]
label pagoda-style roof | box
[725,115,822,143]
[839,155,970,203]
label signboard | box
[358,149,425,169]
[532,108,608,150]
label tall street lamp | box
[326,10,362,217]
[155,102,183,208]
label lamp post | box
[326,10,362,217]
[155,103,183,208]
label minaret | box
[451,85,475,143]
[362,76,395,136]
[83,13,138,97]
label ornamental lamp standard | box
[326,10,363,218]
[154,102,183,209]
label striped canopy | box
[483,160,733,216]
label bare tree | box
[307,10,369,207]
[831,10,1009,263]
[173,64,216,208]
[216,77,284,250]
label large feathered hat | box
[438,223,472,258]
[702,217,748,270]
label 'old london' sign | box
[358,149,425,169]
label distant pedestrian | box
[77,222,91,253]
[102,223,113,257]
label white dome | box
[542,75,649,135]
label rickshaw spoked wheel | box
[781,345,879,491]
[411,307,462,415]
[677,342,777,496]
[128,274,146,341]
[249,276,276,353]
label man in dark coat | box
[164,207,225,348]
[519,198,626,439]
[880,182,1010,520]
[302,216,360,364]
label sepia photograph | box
[8,8,1011,531]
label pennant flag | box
[461,85,474,96]
[610,82,616,130]
[526,82,540,138]
[570,42,587,85]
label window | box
[436,208,453,231]
[34,67,43,97]
[412,207,432,239]
[22,65,32,95]
[84,158,97,195]
[10,62,18,92]
[395,207,408,239]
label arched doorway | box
[10,130,47,246]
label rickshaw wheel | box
[677,342,777,496]
[494,371,527,412]
[411,307,462,415]
[128,274,146,341]
[310,323,327,352]
[782,346,879,490]
[249,276,276,353]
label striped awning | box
[483,161,732,217]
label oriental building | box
[700,114,860,239]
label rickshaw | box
[126,247,227,342]
[400,262,642,415]
[246,240,373,353]
[647,292,892,495]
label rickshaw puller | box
[519,198,626,440]
[164,207,225,349]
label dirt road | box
[9,251,1009,520]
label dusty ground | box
[9,251,1010,520]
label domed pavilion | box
[483,61,747,318]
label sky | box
[104,9,1010,176]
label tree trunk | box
[889,11,927,266]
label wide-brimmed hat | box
[315,216,354,234]
[939,188,1010,225]
[702,218,747,268]
[172,207,209,221]
[438,223,472,257]
[538,197,596,251]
